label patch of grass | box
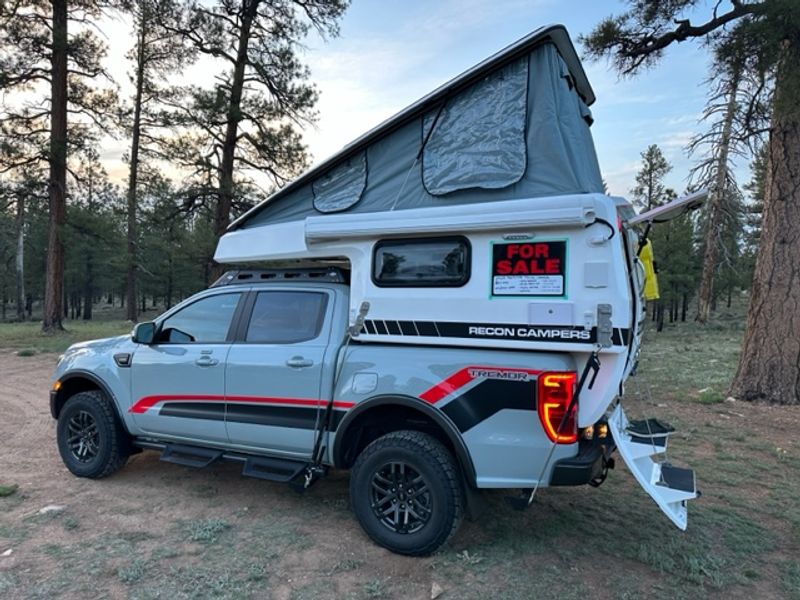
[0,572,17,595]
[292,580,336,600]
[697,388,726,404]
[62,515,79,530]
[184,518,231,544]
[150,546,180,561]
[328,557,362,574]
[0,484,18,497]
[0,319,133,353]
[782,561,800,600]
[118,558,148,584]
[359,578,389,599]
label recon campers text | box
[468,326,592,340]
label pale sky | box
[97,0,750,200]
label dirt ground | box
[1,349,799,600]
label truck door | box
[130,291,244,444]
[224,289,334,459]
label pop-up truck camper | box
[51,25,703,556]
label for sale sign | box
[491,241,567,297]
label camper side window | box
[372,237,470,287]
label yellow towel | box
[640,240,660,301]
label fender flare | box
[332,394,477,487]
[52,370,129,433]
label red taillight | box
[538,372,578,443]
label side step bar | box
[160,444,222,468]
[608,405,698,530]
[134,440,308,485]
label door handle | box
[195,356,219,367]
[286,356,314,368]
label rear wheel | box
[350,430,463,556]
[56,390,130,479]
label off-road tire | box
[350,430,464,556]
[56,390,130,479]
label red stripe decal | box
[129,395,355,414]
[419,366,543,404]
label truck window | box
[245,291,328,344]
[158,293,242,343]
[372,237,470,287]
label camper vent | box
[210,269,347,287]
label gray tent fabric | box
[422,57,528,195]
[241,42,604,229]
[312,151,367,213]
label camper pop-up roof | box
[218,24,603,238]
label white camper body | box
[216,192,643,429]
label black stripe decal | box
[398,320,416,335]
[385,320,401,335]
[416,321,438,337]
[359,319,631,346]
[160,403,346,431]
[441,379,537,433]
[160,402,225,421]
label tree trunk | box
[681,293,688,322]
[211,0,259,282]
[43,0,68,332]
[83,255,93,320]
[15,194,25,321]
[126,10,149,323]
[696,68,740,324]
[730,71,800,404]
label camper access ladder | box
[607,404,698,529]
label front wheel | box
[56,390,130,479]
[350,430,464,556]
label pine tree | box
[121,0,195,322]
[631,145,671,211]
[0,0,119,331]
[162,0,349,279]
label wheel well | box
[53,376,129,436]
[54,377,101,418]
[335,403,471,482]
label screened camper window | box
[372,237,470,287]
[422,56,528,195]
[312,152,367,213]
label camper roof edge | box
[214,193,605,263]
[304,194,599,243]
[227,24,592,233]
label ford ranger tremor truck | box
[52,268,625,555]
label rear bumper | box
[549,436,615,486]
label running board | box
[138,441,308,485]
[160,444,223,468]
[608,404,698,530]
[241,456,307,483]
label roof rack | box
[210,268,348,288]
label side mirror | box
[132,322,156,345]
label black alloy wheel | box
[66,410,100,462]
[350,430,464,556]
[370,461,433,534]
[56,390,131,479]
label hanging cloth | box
[640,239,660,301]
